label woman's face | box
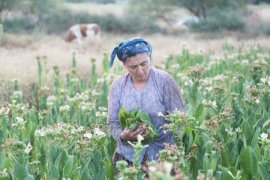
[124,53,151,82]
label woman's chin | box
[135,76,146,81]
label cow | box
[64,23,100,45]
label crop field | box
[0,41,270,179]
[1,2,270,180]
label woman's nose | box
[137,66,143,74]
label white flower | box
[94,128,106,137]
[71,78,79,82]
[255,99,260,104]
[78,93,89,101]
[71,126,84,134]
[24,143,33,154]
[97,78,104,83]
[261,78,267,83]
[225,128,234,136]
[12,117,25,126]
[180,89,184,95]
[91,90,102,96]
[98,106,107,111]
[35,129,46,137]
[148,166,157,172]
[235,127,242,133]
[80,102,94,111]
[96,111,101,117]
[164,162,173,174]
[58,88,67,94]
[95,111,107,117]
[242,59,249,64]
[41,85,50,92]
[202,100,217,108]
[206,86,214,92]
[260,133,268,140]
[157,112,164,117]
[201,78,213,86]
[47,95,56,106]
[184,80,193,86]
[84,132,93,139]
[16,117,24,123]
[137,134,144,142]
[171,64,180,69]
[59,105,70,112]
[202,99,207,104]
[213,74,227,81]
[102,112,108,116]
[0,168,8,177]
[47,95,56,101]
[212,101,217,108]
[77,126,85,132]
[0,107,9,116]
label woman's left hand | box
[120,124,147,141]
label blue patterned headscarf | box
[110,37,152,67]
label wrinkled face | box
[123,53,151,82]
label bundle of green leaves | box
[118,107,159,142]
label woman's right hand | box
[120,124,147,141]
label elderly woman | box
[107,37,185,172]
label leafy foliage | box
[118,107,159,142]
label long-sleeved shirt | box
[107,67,185,163]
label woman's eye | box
[141,62,147,67]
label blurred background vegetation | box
[0,0,270,36]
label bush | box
[91,14,123,32]
[65,0,91,2]
[260,24,270,35]
[189,8,244,32]
[42,9,92,34]
[2,18,35,33]
[38,8,162,34]
[0,0,162,35]
[0,24,3,45]
[120,13,163,34]
[65,0,116,3]
[249,23,270,36]
[92,0,116,3]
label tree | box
[127,0,177,29]
[173,0,247,19]
[127,0,247,20]
[126,0,248,32]
[0,0,22,22]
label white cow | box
[64,23,100,45]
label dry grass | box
[1,32,270,104]
[1,32,270,84]
[1,34,34,49]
